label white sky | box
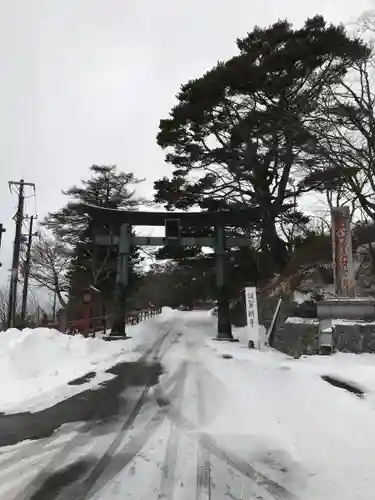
[0,0,374,286]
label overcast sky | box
[0,0,374,286]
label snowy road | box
[2,310,375,499]
[0,314,299,500]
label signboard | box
[244,287,259,347]
[331,207,355,297]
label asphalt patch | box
[321,375,365,398]
[0,360,163,447]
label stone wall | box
[272,320,375,355]
[317,299,375,321]
[334,324,375,353]
[273,322,319,356]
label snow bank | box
[293,291,312,303]
[0,313,169,414]
[286,317,319,324]
[0,328,129,413]
[160,306,175,317]
[286,316,375,326]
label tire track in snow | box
[83,332,296,500]
[196,358,211,500]
[42,337,186,500]
[157,361,188,500]
[10,328,176,500]
[156,388,297,500]
[84,360,188,498]
[81,332,294,500]
[0,424,87,473]
[75,360,189,500]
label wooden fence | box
[43,306,162,335]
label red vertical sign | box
[331,207,354,297]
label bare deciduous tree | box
[0,288,8,329]
[27,236,71,307]
[0,288,28,329]
[301,14,375,220]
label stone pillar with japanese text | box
[244,287,260,346]
[331,206,355,297]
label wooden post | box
[215,225,233,340]
[111,223,131,336]
[57,309,67,333]
[82,288,92,338]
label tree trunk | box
[262,214,290,272]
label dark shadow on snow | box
[68,371,96,386]
[321,375,365,398]
[0,361,163,447]
[29,459,95,500]
[221,354,233,359]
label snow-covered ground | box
[1,309,375,499]
[203,336,375,499]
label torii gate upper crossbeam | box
[73,203,258,227]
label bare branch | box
[27,236,71,307]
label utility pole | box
[21,215,36,324]
[7,179,35,329]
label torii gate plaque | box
[75,203,255,340]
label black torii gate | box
[75,203,255,341]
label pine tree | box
[43,165,144,318]
[155,16,369,277]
